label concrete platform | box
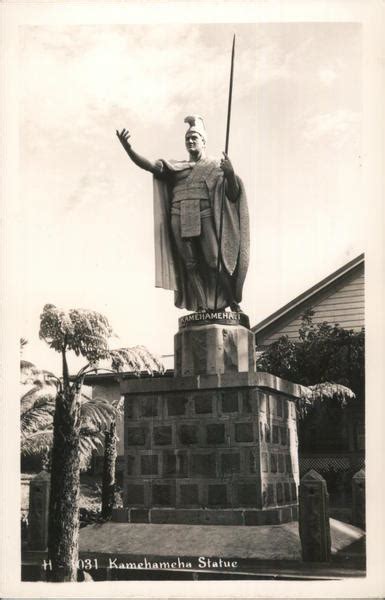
[79,517,365,567]
[22,519,365,580]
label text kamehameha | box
[108,556,238,569]
[180,311,241,326]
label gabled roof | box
[252,253,364,335]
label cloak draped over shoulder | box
[153,158,249,311]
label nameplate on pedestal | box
[178,310,250,330]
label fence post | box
[28,470,50,550]
[299,469,331,562]
[352,467,365,529]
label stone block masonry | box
[90,313,308,526]
[121,372,300,525]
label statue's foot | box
[230,302,243,313]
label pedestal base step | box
[112,505,298,527]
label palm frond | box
[21,359,59,388]
[20,359,36,371]
[21,429,53,456]
[20,361,40,384]
[298,381,356,418]
[20,381,57,421]
[78,396,119,432]
[110,345,164,374]
[21,403,55,437]
[79,432,104,471]
[20,375,121,470]
[20,346,136,471]
[303,382,356,404]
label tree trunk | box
[101,421,117,520]
[47,373,81,581]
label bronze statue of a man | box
[116,115,249,312]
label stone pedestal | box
[117,312,304,526]
[175,311,254,377]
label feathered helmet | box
[184,115,207,143]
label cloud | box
[20,25,218,139]
[254,35,315,85]
[302,109,360,148]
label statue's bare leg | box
[171,216,207,310]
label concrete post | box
[299,469,331,562]
[352,467,365,529]
[28,470,50,550]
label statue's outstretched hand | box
[116,128,131,150]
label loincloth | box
[171,198,212,236]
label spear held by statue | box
[214,34,236,310]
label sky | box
[18,21,364,374]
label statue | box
[116,115,249,312]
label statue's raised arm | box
[116,128,161,175]
[117,116,249,313]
